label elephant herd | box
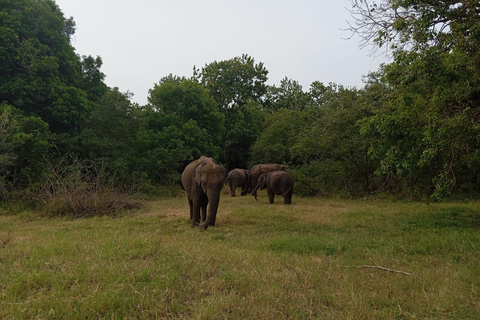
[181,156,294,229]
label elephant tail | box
[282,180,294,197]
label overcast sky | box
[54,0,387,105]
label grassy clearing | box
[1,191,480,319]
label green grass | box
[1,193,480,319]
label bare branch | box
[343,265,415,276]
[344,0,478,56]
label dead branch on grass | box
[344,265,415,276]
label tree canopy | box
[348,0,480,198]
[1,0,479,201]
[199,54,269,169]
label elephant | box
[248,163,285,194]
[226,168,250,197]
[181,156,226,229]
[253,170,294,204]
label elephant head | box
[194,162,225,195]
[249,163,284,194]
[253,173,268,201]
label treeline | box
[1,0,479,205]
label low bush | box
[28,159,143,217]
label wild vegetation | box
[1,1,480,318]
[1,0,480,209]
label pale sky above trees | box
[55,0,386,105]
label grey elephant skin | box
[181,156,226,229]
[248,163,284,194]
[226,168,250,197]
[254,170,294,204]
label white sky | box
[54,0,386,105]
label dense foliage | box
[349,0,480,198]
[1,0,479,205]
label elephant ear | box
[193,163,206,186]
[259,174,268,188]
[265,173,271,187]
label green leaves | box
[199,54,269,169]
[349,0,480,55]
[0,0,93,133]
[251,83,377,196]
[348,0,480,198]
[2,0,480,200]
[201,54,268,109]
[0,104,50,195]
[138,78,224,183]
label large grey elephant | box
[248,163,284,194]
[181,156,226,229]
[254,170,294,204]
[226,168,249,197]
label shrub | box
[30,159,143,217]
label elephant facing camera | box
[181,156,226,229]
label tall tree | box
[73,88,140,182]
[139,77,224,184]
[349,0,480,197]
[80,55,108,102]
[265,77,312,111]
[0,0,114,197]
[347,0,480,54]
[0,0,93,133]
[200,54,268,169]
[251,108,311,165]
[293,85,376,194]
[0,104,50,195]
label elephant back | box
[182,156,221,194]
[227,168,246,180]
[249,163,284,187]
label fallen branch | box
[344,265,415,276]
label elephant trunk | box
[204,189,221,229]
[253,184,259,201]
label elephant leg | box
[267,188,275,204]
[206,205,217,227]
[188,198,193,221]
[206,214,216,228]
[240,181,248,196]
[250,178,256,195]
[200,202,207,223]
[192,200,201,227]
[203,193,220,229]
[229,181,235,197]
